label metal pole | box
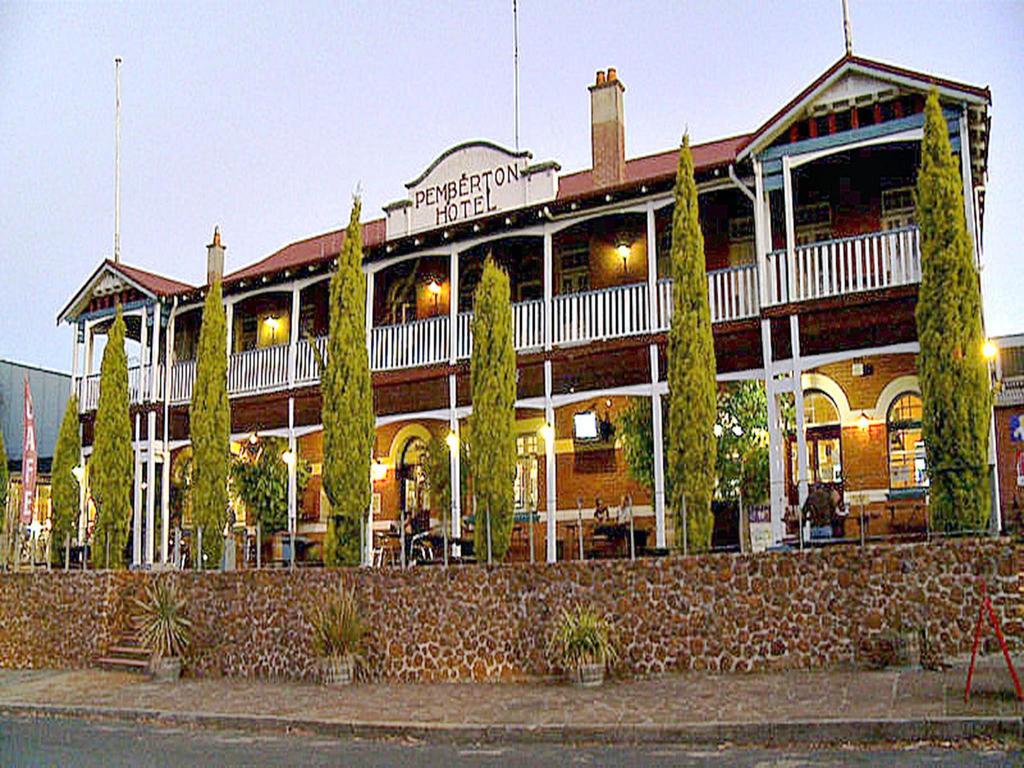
[290,529,295,569]
[113,57,122,263]
[577,500,584,561]
[628,495,635,562]
[256,522,262,569]
[196,526,202,571]
[486,502,492,566]
[443,506,449,567]
[400,508,406,569]
[798,504,804,551]
[65,533,70,572]
[860,500,866,548]
[528,509,535,564]
[682,496,688,557]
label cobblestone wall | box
[0,540,1019,681]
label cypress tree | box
[321,197,374,567]
[190,279,231,567]
[915,90,991,531]
[91,307,133,568]
[468,257,516,561]
[666,136,718,552]
[51,394,81,564]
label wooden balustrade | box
[370,315,449,371]
[552,281,650,345]
[228,343,290,395]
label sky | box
[0,0,1022,372]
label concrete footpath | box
[0,657,1022,746]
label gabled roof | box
[556,134,750,200]
[222,219,387,286]
[737,54,991,160]
[58,259,195,324]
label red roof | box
[738,54,991,157]
[557,134,750,200]
[223,218,386,286]
[108,260,194,296]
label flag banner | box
[20,375,37,526]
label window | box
[795,203,832,245]
[514,434,539,511]
[558,243,590,294]
[728,216,755,266]
[788,390,843,501]
[881,186,916,230]
[887,392,927,491]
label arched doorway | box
[787,390,844,505]
[398,436,430,535]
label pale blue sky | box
[1,1,1021,371]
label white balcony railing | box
[77,365,153,413]
[552,281,650,346]
[295,336,328,385]
[169,360,195,405]
[765,226,920,306]
[370,314,449,371]
[228,343,290,395]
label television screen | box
[573,411,598,440]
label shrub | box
[548,604,618,671]
[308,582,367,660]
[132,579,192,660]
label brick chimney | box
[589,67,626,187]
[207,226,225,285]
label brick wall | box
[0,540,1018,681]
[995,405,1024,532]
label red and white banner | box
[20,375,37,526]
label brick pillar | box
[589,68,626,188]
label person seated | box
[803,485,841,540]
[593,496,609,524]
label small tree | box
[468,258,517,561]
[714,381,769,504]
[51,395,81,564]
[422,432,468,537]
[321,198,374,567]
[619,397,669,503]
[665,136,718,552]
[915,90,991,532]
[231,437,310,535]
[91,306,133,568]
[190,279,231,567]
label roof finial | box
[213,226,221,247]
[842,0,853,56]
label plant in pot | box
[549,604,618,688]
[308,582,367,685]
[132,578,192,682]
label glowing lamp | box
[281,449,296,466]
[248,432,259,445]
[445,431,459,451]
[616,242,631,274]
[371,460,388,481]
[427,279,442,296]
[71,465,84,482]
[539,423,555,444]
[982,339,998,361]
[263,316,281,332]
[856,411,871,431]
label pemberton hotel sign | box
[384,141,559,240]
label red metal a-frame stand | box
[964,579,1023,702]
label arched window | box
[887,392,927,492]
[804,390,841,427]
[788,390,843,502]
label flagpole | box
[841,0,853,56]
[114,56,122,264]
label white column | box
[543,229,553,351]
[790,314,809,506]
[287,397,297,539]
[225,301,234,357]
[161,448,171,563]
[449,249,459,364]
[288,284,300,386]
[150,303,162,401]
[145,410,156,564]
[958,112,979,267]
[782,156,796,304]
[70,324,80,397]
[138,308,148,404]
[753,158,768,308]
[650,347,667,549]
[544,359,557,562]
[448,373,461,543]
[365,269,375,346]
[761,318,785,543]
[132,412,142,566]
[84,322,95,378]
[645,201,658,330]
[989,412,1001,535]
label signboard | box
[1010,413,1024,443]
[1016,450,1024,488]
[20,376,37,526]
[385,141,559,239]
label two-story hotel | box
[58,53,996,567]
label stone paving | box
[0,656,1020,729]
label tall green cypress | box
[468,257,516,562]
[915,90,991,531]
[321,197,374,567]
[51,394,81,563]
[190,279,231,567]
[666,136,718,552]
[91,307,133,568]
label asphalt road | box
[0,716,1020,767]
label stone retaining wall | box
[1,540,1020,681]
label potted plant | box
[308,582,367,685]
[133,578,192,682]
[549,604,618,688]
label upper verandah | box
[57,53,990,325]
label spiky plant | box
[133,579,192,660]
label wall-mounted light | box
[982,339,998,361]
[445,431,459,452]
[371,459,388,481]
[263,315,281,334]
[857,411,871,431]
[616,242,631,274]
[281,449,296,466]
[248,432,259,445]
[427,279,442,316]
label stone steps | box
[96,630,151,674]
